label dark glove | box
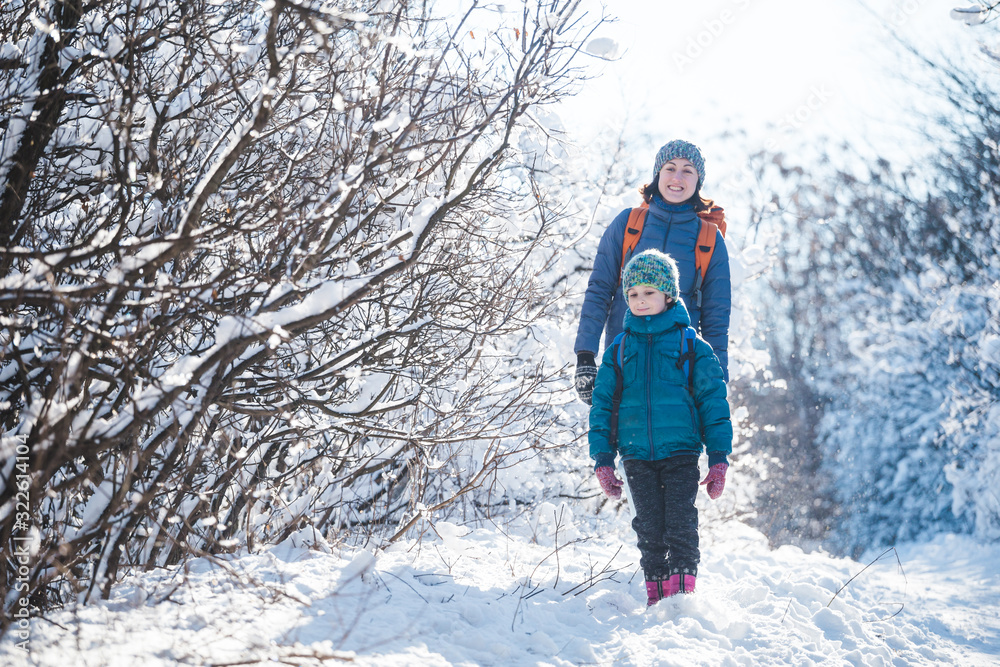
[700,463,728,500]
[574,352,597,405]
[595,466,623,499]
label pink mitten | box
[700,463,728,500]
[595,466,623,499]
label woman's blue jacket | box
[588,302,733,469]
[575,196,731,380]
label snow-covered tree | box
[0,0,607,620]
[951,1,1000,66]
[745,58,1000,553]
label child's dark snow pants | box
[622,454,700,579]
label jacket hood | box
[623,299,692,335]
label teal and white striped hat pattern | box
[622,249,679,300]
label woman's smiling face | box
[656,158,699,203]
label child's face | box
[627,285,670,316]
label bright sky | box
[561,0,981,190]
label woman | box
[574,140,731,404]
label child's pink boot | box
[663,572,696,597]
[645,579,663,606]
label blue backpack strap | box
[609,332,627,448]
[676,326,697,394]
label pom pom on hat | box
[652,140,706,187]
[622,249,679,300]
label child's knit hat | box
[622,249,679,301]
[652,139,706,187]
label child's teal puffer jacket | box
[588,300,732,468]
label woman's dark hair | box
[640,181,714,212]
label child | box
[588,248,733,606]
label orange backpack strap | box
[620,203,648,283]
[693,206,726,308]
[694,219,718,282]
[697,205,727,237]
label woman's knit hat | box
[652,139,706,187]
[622,249,679,301]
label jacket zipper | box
[645,333,654,459]
[660,210,701,311]
[660,211,674,257]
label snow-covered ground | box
[4,500,998,666]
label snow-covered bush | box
[746,58,1000,553]
[0,0,607,621]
